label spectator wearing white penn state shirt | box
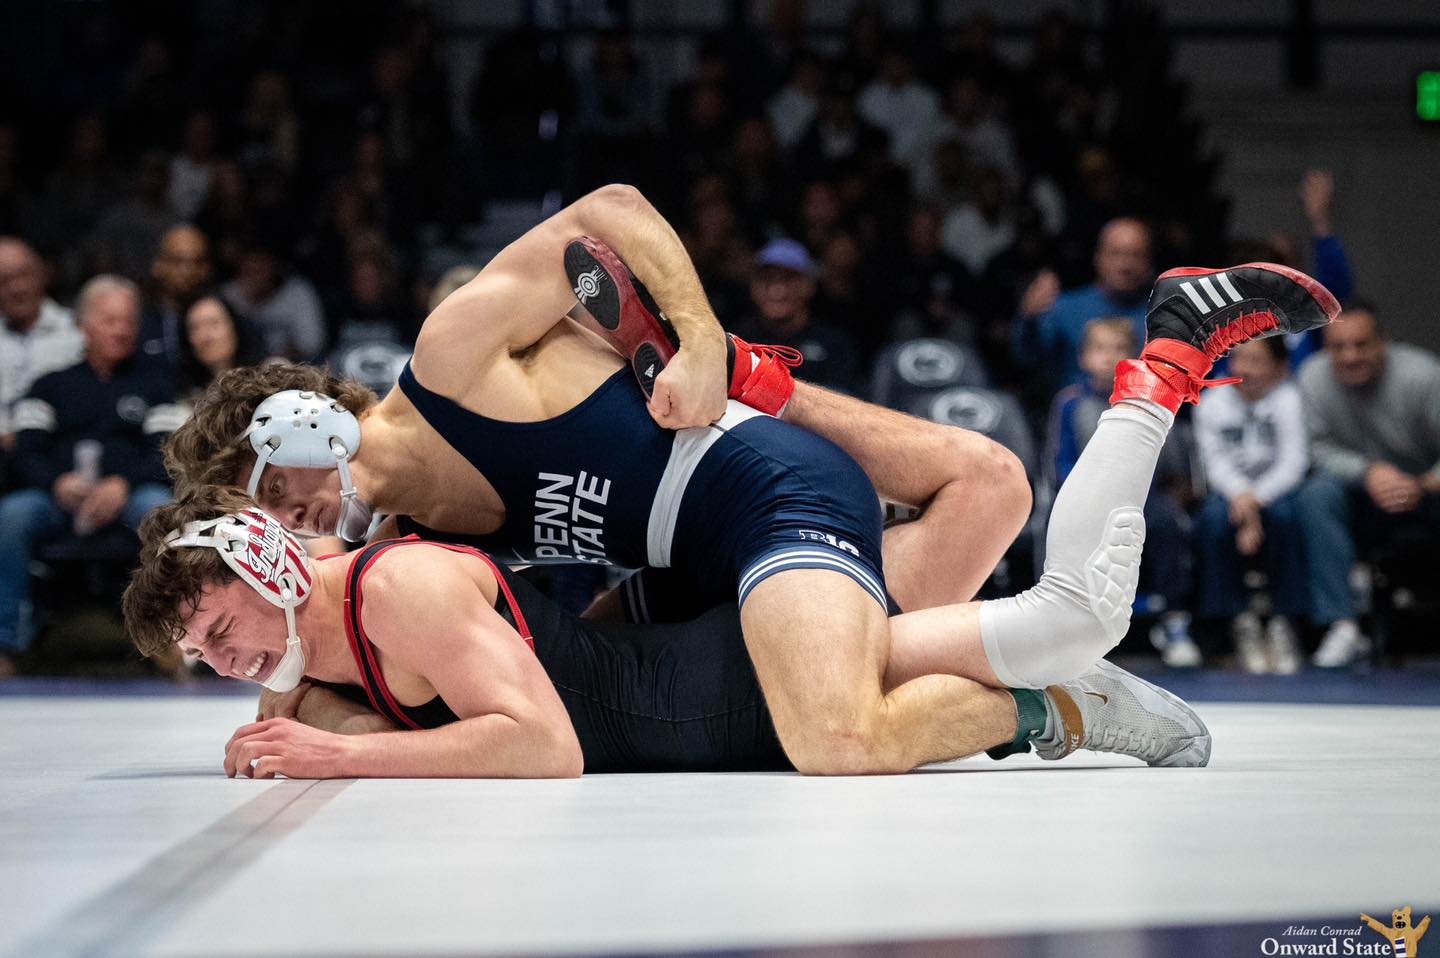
[0,238,82,446]
[1193,337,1308,674]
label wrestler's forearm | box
[295,686,397,736]
[344,714,583,778]
[573,186,726,356]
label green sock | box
[987,688,1050,760]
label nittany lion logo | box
[573,266,603,304]
[1362,907,1430,957]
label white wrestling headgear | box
[240,389,373,542]
[164,509,314,692]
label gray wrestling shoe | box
[1036,660,1212,767]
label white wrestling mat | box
[2,691,1436,958]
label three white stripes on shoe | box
[1179,272,1245,313]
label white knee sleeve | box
[980,506,1146,688]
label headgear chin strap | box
[164,509,314,692]
[240,389,374,542]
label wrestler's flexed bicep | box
[417,185,647,359]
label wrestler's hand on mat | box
[648,342,727,429]
[256,681,313,722]
[224,717,355,780]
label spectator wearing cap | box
[0,238,83,450]
[730,239,860,393]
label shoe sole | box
[1093,660,1213,768]
[1158,262,1341,327]
[564,237,680,397]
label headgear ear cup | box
[240,389,373,541]
[165,509,313,691]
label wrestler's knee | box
[984,506,1144,687]
[951,432,1031,521]
[784,720,904,776]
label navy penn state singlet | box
[397,360,892,610]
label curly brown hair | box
[123,485,260,658]
[165,363,379,491]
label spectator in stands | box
[1297,301,1440,667]
[1193,338,1308,674]
[793,74,889,180]
[1013,216,1152,398]
[857,42,943,174]
[1046,317,1197,665]
[575,31,657,187]
[140,224,212,371]
[36,116,120,276]
[221,245,326,361]
[87,151,178,282]
[935,75,1019,186]
[730,239,859,392]
[167,110,218,221]
[0,276,177,677]
[239,71,301,171]
[767,50,826,152]
[941,165,1017,277]
[1284,170,1355,369]
[888,204,975,346]
[0,239,83,450]
[177,295,264,396]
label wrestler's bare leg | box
[781,382,1031,610]
[740,570,1017,774]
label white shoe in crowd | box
[1232,612,1269,674]
[1312,619,1371,668]
[1266,617,1302,675]
[1151,613,1202,669]
[1036,661,1212,767]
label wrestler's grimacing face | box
[177,582,287,685]
[253,465,344,537]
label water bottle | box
[72,439,103,535]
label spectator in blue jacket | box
[0,275,180,675]
[1013,217,1152,399]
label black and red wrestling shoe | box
[1112,262,1340,413]
[564,236,803,415]
[564,235,680,398]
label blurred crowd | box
[0,1,1437,679]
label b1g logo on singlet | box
[533,471,612,564]
[796,529,861,558]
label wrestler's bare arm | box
[415,185,727,425]
[418,185,724,366]
[258,682,397,735]
[334,548,581,777]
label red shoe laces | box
[748,342,804,368]
[1202,310,1280,363]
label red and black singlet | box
[332,534,790,772]
[340,536,532,731]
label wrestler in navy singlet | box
[396,361,892,613]
[335,538,790,772]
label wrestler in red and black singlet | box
[328,538,791,773]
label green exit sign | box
[1420,72,1440,121]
